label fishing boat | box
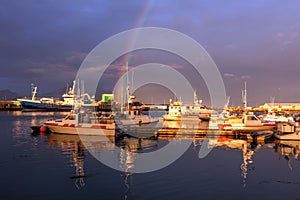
[162,91,212,121]
[115,95,159,128]
[259,113,289,123]
[115,63,159,127]
[18,84,74,111]
[18,81,97,111]
[218,113,276,132]
[44,110,116,136]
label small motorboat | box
[274,122,300,140]
[218,113,276,132]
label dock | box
[0,100,22,111]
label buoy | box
[40,126,47,132]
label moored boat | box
[218,113,276,132]
[274,122,300,140]
[162,92,212,121]
[44,111,116,136]
[18,84,73,111]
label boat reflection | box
[162,120,210,130]
[120,120,163,139]
[160,120,225,136]
[274,140,300,171]
[117,136,159,199]
[46,133,159,189]
[47,133,116,189]
[158,134,264,187]
[46,124,271,190]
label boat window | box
[247,116,258,121]
[65,114,75,120]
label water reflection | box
[47,134,87,189]
[46,132,160,190]
[47,134,117,189]
[29,116,300,192]
[11,111,68,146]
[160,133,265,187]
[117,136,159,199]
[274,140,300,171]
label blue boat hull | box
[20,100,73,111]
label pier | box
[0,100,22,111]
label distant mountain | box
[0,89,20,100]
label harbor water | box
[1,111,300,200]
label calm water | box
[1,111,300,200]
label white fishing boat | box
[218,113,276,131]
[162,91,212,121]
[44,111,116,136]
[260,113,289,123]
[61,80,76,106]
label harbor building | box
[259,103,300,112]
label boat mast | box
[31,84,37,101]
[242,82,247,109]
[126,61,130,111]
[71,80,76,94]
[194,90,198,104]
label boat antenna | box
[269,96,275,113]
[131,69,134,95]
[194,90,198,104]
[225,96,230,109]
[81,80,85,96]
[77,79,80,105]
[242,81,247,109]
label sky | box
[1,0,300,106]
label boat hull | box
[163,115,200,121]
[274,132,300,140]
[19,100,72,111]
[44,121,116,136]
[220,124,275,132]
